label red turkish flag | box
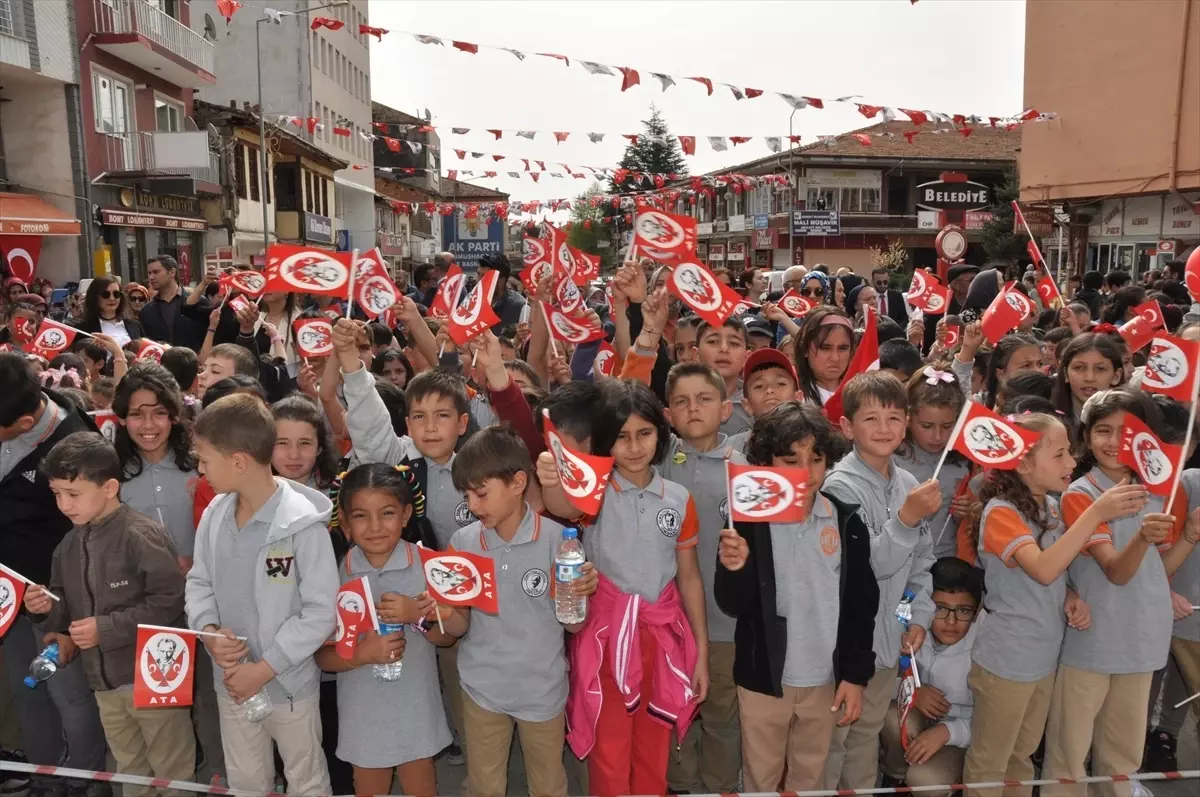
[227,294,251,316]
[727,463,810,523]
[667,261,743,327]
[1035,273,1061,309]
[543,303,604,344]
[1120,315,1157,353]
[12,315,36,345]
[418,545,500,614]
[293,317,334,358]
[949,401,1043,470]
[446,270,501,345]
[26,319,78,359]
[1134,300,1165,331]
[264,245,352,298]
[429,264,466,320]
[1118,413,1181,497]
[0,572,25,639]
[942,322,961,349]
[678,136,696,156]
[1187,246,1200,303]
[334,576,379,660]
[1144,334,1200,402]
[905,269,950,314]
[219,269,267,299]
[544,411,614,516]
[594,342,617,378]
[778,289,814,318]
[133,626,195,708]
[0,236,42,283]
[824,308,880,422]
[631,209,698,263]
[310,16,343,30]
[981,285,1027,344]
[352,249,400,320]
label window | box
[154,97,183,132]
[320,39,327,74]
[247,144,261,202]
[233,142,247,199]
[805,183,881,213]
[93,72,132,134]
[0,0,14,36]
[303,170,313,213]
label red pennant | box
[688,76,713,95]
[384,137,401,153]
[622,134,639,145]
[215,0,241,24]
[293,317,334,358]
[417,545,500,614]
[544,411,614,516]
[133,627,196,708]
[778,289,814,318]
[543,303,603,344]
[950,402,1043,470]
[487,129,503,139]
[446,170,458,181]
[1134,300,1165,331]
[429,264,466,320]
[310,16,344,31]
[26,319,78,360]
[537,53,570,66]
[306,117,320,134]
[1144,334,1200,402]
[631,209,698,263]
[218,269,266,299]
[334,576,379,660]
[900,108,929,126]
[452,41,479,54]
[333,125,351,137]
[446,270,501,345]
[857,104,882,118]
[745,88,763,99]
[554,132,570,143]
[1118,413,1181,497]
[727,464,810,524]
[852,133,872,146]
[823,309,880,422]
[667,261,743,328]
[904,269,951,314]
[980,286,1027,344]
[359,24,388,40]
[0,572,25,639]
[353,249,401,319]
[0,236,41,283]
[678,136,696,156]
[730,136,751,146]
[263,245,352,297]
[618,67,640,92]
[594,342,617,378]
[904,131,919,144]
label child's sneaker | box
[441,742,463,766]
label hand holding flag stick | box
[137,623,247,641]
[345,249,359,319]
[0,563,60,602]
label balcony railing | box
[98,131,220,185]
[93,0,214,76]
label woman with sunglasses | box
[75,275,143,347]
[796,271,831,305]
[124,282,151,315]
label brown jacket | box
[42,504,186,691]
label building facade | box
[0,0,88,285]
[191,0,375,257]
[1020,0,1200,277]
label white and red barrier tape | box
[0,761,1196,797]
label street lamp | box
[256,1,349,256]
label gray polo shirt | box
[121,457,197,558]
[895,445,969,560]
[1177,469,1200,643]
[335,543,451,768]
[585,468,698,602]
[973,497,1067,683]
[720,387,752,438]
[450,506,569,722]
[1060,469,1173,674]
[773,494,841,688]
[425,454,476,549]
[660,433,744,643]
[0,393,62,481]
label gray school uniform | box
[720,388,753,438]
[823,450,935,669]
[726,429,750,456]
[1060,469,1173,674]
[121,457,197,558]
[470,391,498,430]
[772,494,841,688]
[424,454,476,549]
[1177,469,1200,643]
[660,434,745,644]
[335,543,451,768]
[973,497,1067,682]
[895,446,969,560]
[449,507,569,722]
[916,618,979,748]
[585,467,698,603]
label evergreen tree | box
[567,184,614,270]
[981,168,1026,269]
[608,105,689,194]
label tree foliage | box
[607,105,688,195]
[568,184,616,270]
[981,168,1026,268]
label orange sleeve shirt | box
[1060,491,1113,556]
[982,504,1040,567]
[676,494,700,550]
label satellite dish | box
[203,14,217,42]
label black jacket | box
[879,289,910,326]
[139,289,202,350]
[0,389,97,585]
[74,316,144,340]
[714,490,879,697]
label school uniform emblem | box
[820,526,840,557]
[265,555,295,579]
[133,629,195,707]
[522,568,549,598]
[719,498,728,523]
[657,508,682,538]
[454,501,476,526]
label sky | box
[367,0,1026,209]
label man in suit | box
[872,266,909,326]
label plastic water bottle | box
[241,689,272,723]
[895,588,916,630]
[373,624,405,681]
[555,527,587,624]
[23,642,59,688]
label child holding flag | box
[715,401,878,791]
[962,411,1147,797]
[1043,390,1200,797]
[25,431,194,794]
[821,372,943,791]
[314,464,454,797]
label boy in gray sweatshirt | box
[821,372,942,790]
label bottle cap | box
[562,527,578,539]
[22,676,37,689]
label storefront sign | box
[1158,240,1176,254]
[754,228,778,250]
[728,242,747,263]
[754,214,769,230]
[697,242,709,260]
[728,215,747,233]
[801,168,882,190]
[1162,193,1200,236]
[1090,200,1124,239]
[99,209,207,231]
[709,243,726,262]
[118,187,200,218]
[1015,206,1055,237]
[792,210,841,236]
[442,214,503,267]
[305,213,333,244]
[379,231,406,256]
[1122,196,1162,237]
[964,211,994,230]
[916,179,990,212]
[697,221,714,236]
[715,220,728,233]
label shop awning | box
[0,192,82,236]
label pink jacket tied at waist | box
[566,573,700,759]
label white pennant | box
[708,136,728,152]
[765,137,782,153]
[587,132,605,143]
[778,93,812,110]
[413,34,443,45]
[502,48,526,60]
[580,61,614,76]
[651,73,675,91]
[516,131,537,140]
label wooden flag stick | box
[137,623,247,642]
[540,302,560,358]
[1174,691,1200,709]
[1012,200,1065,305]
[0,563,60,601]
[724,460,734,528]
[931,402,971,483]
[908,642,922,689]
[345,249,359,319]
[1164,367,1200,516]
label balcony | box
[92,0,214,88]
[97,131,221,189]
[0,30,30,71]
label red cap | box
[742,347,798,388]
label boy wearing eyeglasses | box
[880,557,983,796]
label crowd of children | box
[0,256,1197,797]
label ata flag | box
[726,463,810,524]
[334,576,379,660]
[417,545,500,614]
[543,410,614,516]
[133,627,195,708]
